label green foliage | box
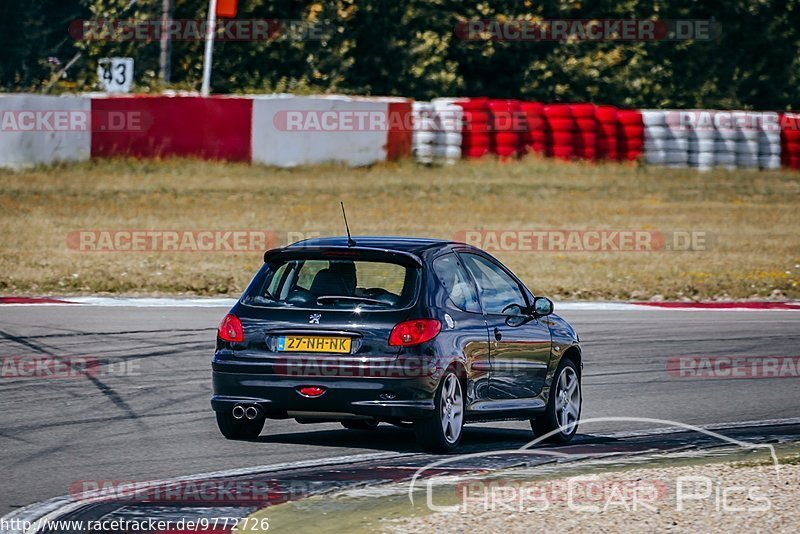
[2,0,799,109]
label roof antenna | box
[341,202,356,247]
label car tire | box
[415,370,465,453]
[216,411,265,440]
[341,419,380,430]
[531,358,581,444]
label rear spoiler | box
[263,246,423,267]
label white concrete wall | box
[0,95,91,168]
[251,96,391,167]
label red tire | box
[569,103,596,118]
[545,118,575,132]
[575,118,598,132]
[548,145,574,160]
[493,132,520,146]
[597,123,618,137]
[619,124,644,138]
[458,98,489,111]
[574,131,597,146]
[549,131,574,145]
[463,110,490,126]
[783,129,800,143]
[620,149,642,161]
[519,102,544,116]
[521,131,547,144]
[617,110,643,126]
[595,105,618,123]
[494,144,520,157]
[462,133,491,149]
[543,104,572,118]
[464,121,490,134]
[463,145,491,158]
[523,115,546,130]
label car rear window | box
[242,259,419,310]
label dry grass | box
[0,157,798,299]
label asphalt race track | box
[0,306,798,517]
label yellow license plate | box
[277,336,352,354]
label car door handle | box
[493,328,502,341]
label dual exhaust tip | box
[232,404,260,420]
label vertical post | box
[159,0,173,84]
[201,0,218,97]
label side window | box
[461,254,526,315]
[432,253,481,313]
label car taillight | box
[389,319,441,347]
[218,314,244,342]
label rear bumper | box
[211,369,437,419]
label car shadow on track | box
[252,425,572,454]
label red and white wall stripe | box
[0,94,412,169]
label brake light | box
[298,386,325,398]
[389,319,441,346]
[218,314,244,342]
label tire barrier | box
[617,110,645,161]
[643,109,690,168]
[458,98,491,159]
[488,99,523,159]
[519,102,546,156]
[543,104,575,160]
[595,105,620,161]
[570,103,598,160]
[781,113,800,170]
[412,100,463,165]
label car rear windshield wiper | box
[316,295,388,306]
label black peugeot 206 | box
[211,236,582,452]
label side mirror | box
[532,297,554,317]
[502,303,527,327]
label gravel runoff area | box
[384,460,799,533]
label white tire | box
[413,131,436,145]
[736,154,759,168]
[715,138,738,152]
[714,152,737,166]
[759,155,781,169]
[664,138,689,151]
[716,128,738,141]
[413,144,434,158]
[641,110,667,126]
[690,139,715,152]
[644,125,669,139]
[665,151,689,164]
[434,131,462,146]
[735,140,759,156]
[758,142,781,156]
[645,150,667,164]
[689,152,715,166]
[433,144,462,159]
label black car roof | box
[287,236,458,254]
